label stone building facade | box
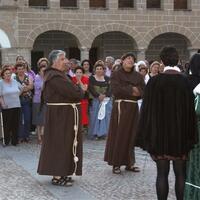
[0,0,200,68]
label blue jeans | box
[18,98,31,140]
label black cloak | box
[137,72,198,157]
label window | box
[60,0,77,7]
[174,0,187,9]
[147,0,161,9]
[90,0,106,8]
[119,0,134,8]
[29,0,47,7]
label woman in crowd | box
[72,66,89,129]
[184,53,200,199]
[0,65,21,146]
[149,61,160,77]
[32,58,48,144]
[138,47,197,200]
[81,60,92,77]
[88,63,112,140]
[15,62,33,143]
[24,61,36,81]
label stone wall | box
[0,0,200,64]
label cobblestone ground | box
[0,137,176,200]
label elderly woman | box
[0,65,21,146]
[149,61,160,77]
[88,63,112,140]
[37,50,84,186]
[32,58,48,144]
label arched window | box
[147,0,161,9]
[60,0,77,7]
[174,0,187,9]
[29,0,47,7]
[119,0,134,8]
[90,0,106,8]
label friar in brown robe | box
[104,52,145,174]
[37,50,84,186]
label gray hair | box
[105,56,115,64]
[48,50,66,67]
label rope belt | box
[47,102,81,175]
[115,99,137,124]
[185,182,200,190]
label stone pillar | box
[163,0,173,11]
[79,0,89,9]
[135,0,146,10]
[136,48,146,61]
[108,0,118,10]
[188,47,199,59]
[1,47,31,64]
[80,47,89,61]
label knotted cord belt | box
[47,102,81,175]
[115,99,137,124]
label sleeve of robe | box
[48,75,84,101]
[111,71,133,97]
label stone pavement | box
[0,137,176,200]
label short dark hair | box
[121,52,136,62]
[74,66,85,74]
[94,63,105,71]
[81,59,93,72]
[189,53,200,76]
[159,46,179,67]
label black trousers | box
[2,108,20,145]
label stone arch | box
[0,22,17,47]
[143,24,197,49]
[25,22,89,48]
[87,23,142,49]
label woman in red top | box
[72,66,89,126]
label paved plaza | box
[0,137,176,200]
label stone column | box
[136,48,146,61]
[80,47,89,61]
[1,47,31,64]
[79,0,89,9]
[108,0,118,10]
[163,0,174,11]
[135,0,146,10]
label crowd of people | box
[0,47,199,199]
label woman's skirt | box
[184,122,200,200]
[88,98,112,138]
[32,103,46,126]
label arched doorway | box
[146,33,191,64]
[90,31,137,65]
[32,30,80,70]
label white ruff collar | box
[193,83,200,95]
[163,66,181,72]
